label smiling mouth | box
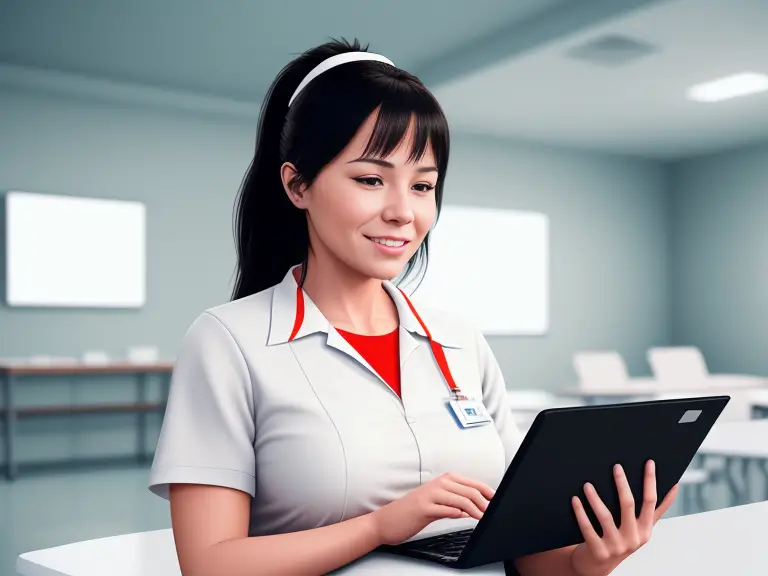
[366,236,409,248]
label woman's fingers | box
[637,460,659,531]
[433,489,485,519]
[416,473,498,522]
[583,482,625,553]
[427,503,472,520]
[572,495,610,561]
[614,464,641,546]
[423,473,495,520]
[443,472,496,501]
[444,480,492,513]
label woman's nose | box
[382,188,415,224]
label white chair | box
[573,351,630,389]
[572,350,655,390]
[748,389,768,418]
[647,346,767,389]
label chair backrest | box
[647,346,709,387]
[573,351,630,389]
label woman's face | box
[283,111,439,281]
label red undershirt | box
[335,327,401,397]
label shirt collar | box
[267,265,462,348]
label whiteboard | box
[4,191,146,308]
[405,205,549,335]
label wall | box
[669,142,768,376]
[446,133,671,391]
[0,88,257,468]
[0,89,254,360]
[0,88,671,467]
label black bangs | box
[361,85,450,180]
[357,80,450,292]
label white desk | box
[0,361,174,480]
[561,379,764,402]
[697,420,768,504]
[611,500,768,576]
[700,420,768,459]
[16,501,768,576]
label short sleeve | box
[148,311,256,500]
[475,329,523,470]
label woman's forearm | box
[515,544,620,576]
[514,545,580,576]
[188,512,383,576]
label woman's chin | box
[362,262,410,282]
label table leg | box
[721,457,746,506]
[687,453,707,514]
[732,457,755,505]
[694,482,706,514]
[681,484,692,515]
[162,373,171,403]
[743,458,754,503]
[759,459,768,501]
[136,373,148,464]
[3,374,17,480]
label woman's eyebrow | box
[347,157,438,173]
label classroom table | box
[559,379,765,405]
[697,419,768,504]
[748,389,768,418]
[0,361,174,480]
[15,500,768,575]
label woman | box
[148,38,678,576]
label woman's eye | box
[353,177,435,191]
[354,177,382,187]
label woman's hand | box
[369,472,496,546]
[569,460,678,576]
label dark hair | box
[231,37,450,300]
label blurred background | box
[2,0,768,573]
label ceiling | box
[0,0,565,101]
[1,0,751,160]
[433,0,768,160]
[0,0,659,107]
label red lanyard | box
[290,284,465,399]
[398,288,465,399]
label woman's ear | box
[280,162,309,209]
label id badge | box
[448,397,493,428]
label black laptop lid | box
[462,395,729,566]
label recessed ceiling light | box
[687,72,768,103]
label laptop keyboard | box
[399,528,474,561]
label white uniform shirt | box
[149,266,522,537]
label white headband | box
[288,51,395,107]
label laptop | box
[377,395,729,569]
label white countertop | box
[17,500,768,576]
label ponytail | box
[231,39,371,300]
[230,60,308,300]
